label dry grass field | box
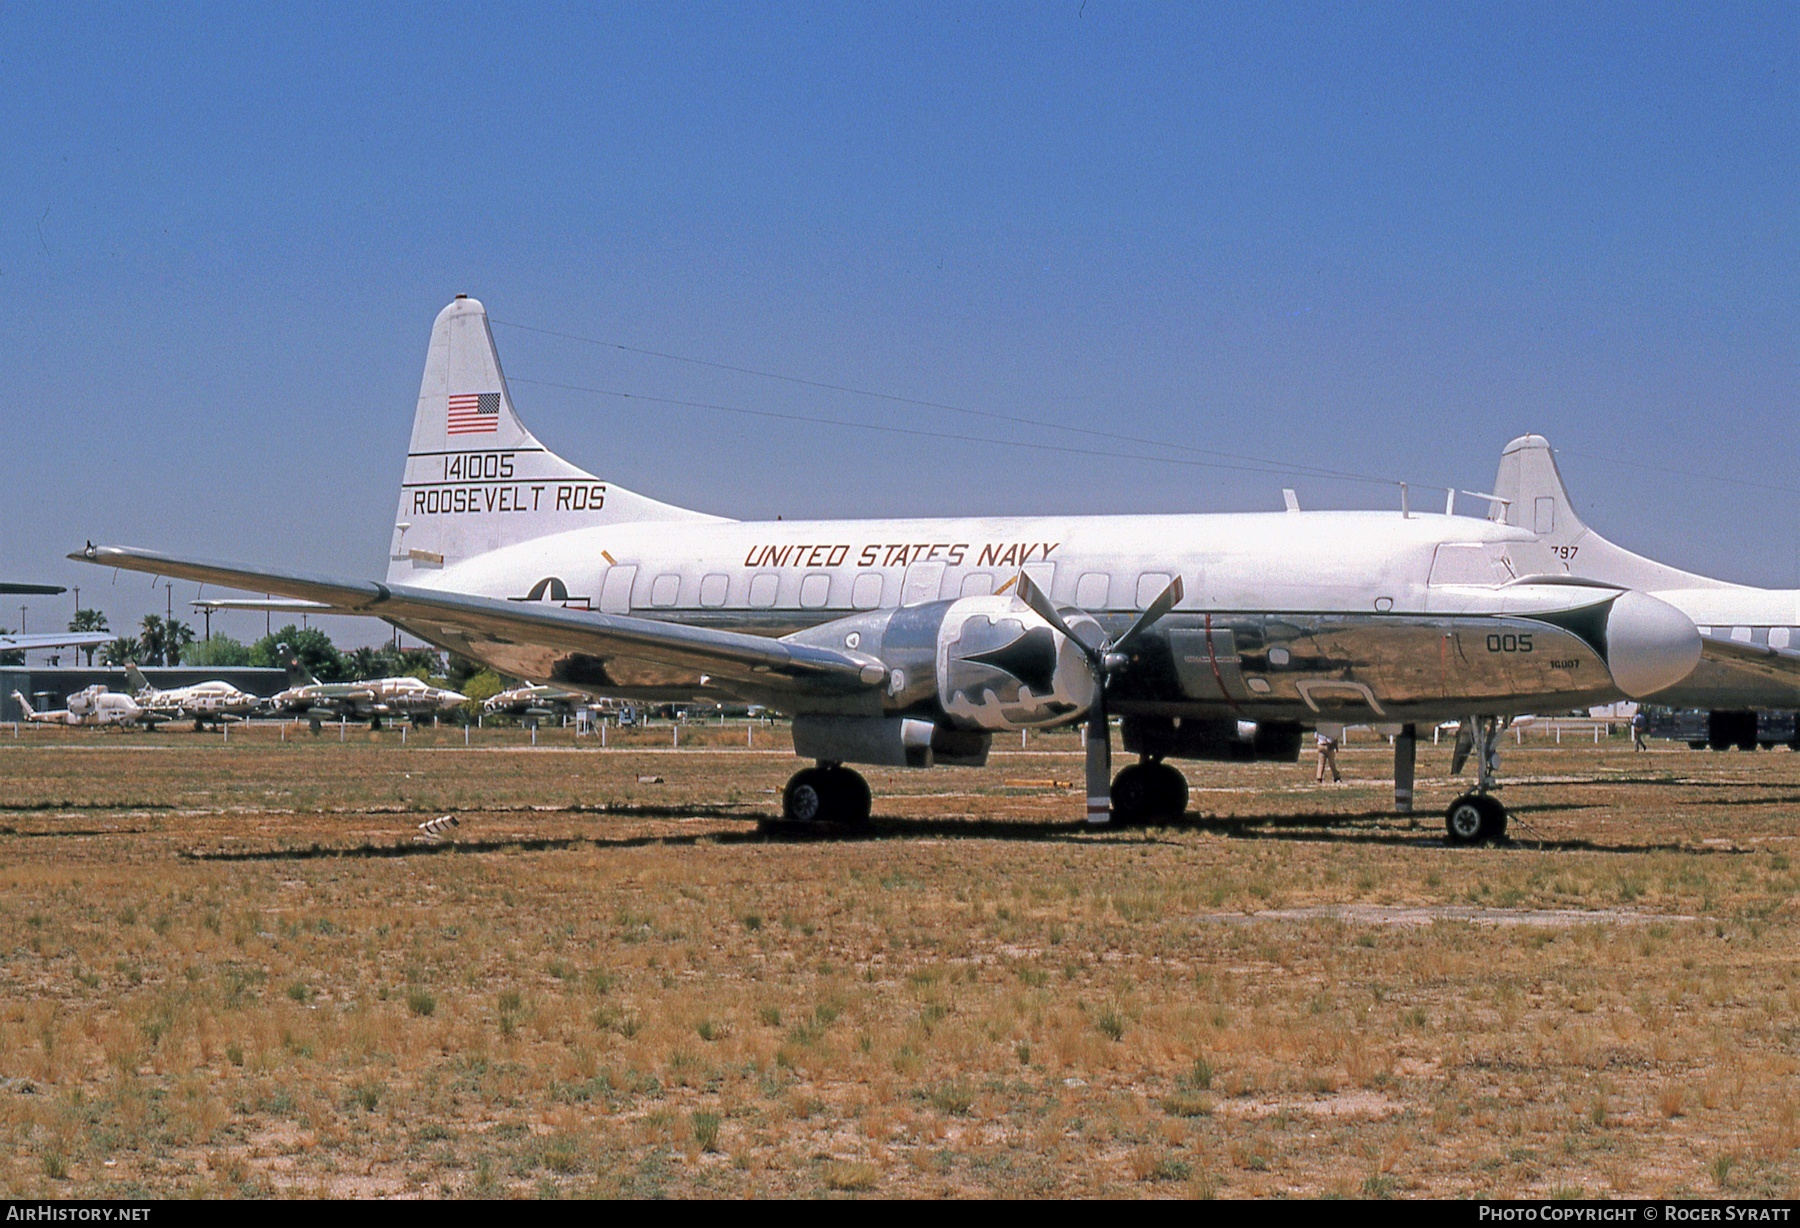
[1,719,1798,1198]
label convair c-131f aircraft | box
[76,296,1713,844]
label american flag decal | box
[447,391,501,435]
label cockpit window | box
[1429,543,1516,586]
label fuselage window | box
[1075,571,1110,609]
[1135,572,1171,609]
[699,574,729,607]
[748,573,780,608]
[1772,628,1793,651]
[651,574,681,608]
[960,573,995,597]
[851,572,884,609]
[800,573,831,609]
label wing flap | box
[73,545,883,695]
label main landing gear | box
[1444,714,1509,845]
[1108,758,1189,826]
[780,763,872,825]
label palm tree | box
[163,619,196,667]
[347,645,383,680]
[100,637,138,666]
[138,615,167,667]
[68,609,108,666]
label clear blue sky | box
[2,3,1794,648]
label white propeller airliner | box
[76,296,1729,843]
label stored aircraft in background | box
[13,687,146,728]
[1491,436,1800,748]
[122,664,260,730]
[482,683,596,726]
[76,295,1746,845]
[268,646,467,732]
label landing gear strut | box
[1109,758,1189,826]
[1445,714,1508,845]
[781,763,872,825]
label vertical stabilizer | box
[389,296,724,582]
[1491,435,1731,590]
[123,663,150,695]
[276,644,320,689]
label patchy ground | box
[0,719,1796,1198]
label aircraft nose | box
[1605,590,1701,698]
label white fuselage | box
[379,504,1705,726]
[413,508,1571,630]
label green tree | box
[162,619,196,667]
[185,633,250,667]
[138,615,167,667]
[68,609,109,666]
[249,625,345,681]
[100,637,138,666]
[459,669,504,719]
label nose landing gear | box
[1445,714,1509,845]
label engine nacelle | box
[934,595,1097,731]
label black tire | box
[1152,762,1189,821]
[1109,762,1189,826]
[1445,795,1486,845]
[1109,763,1154,826]
[782,766,872,825]
[1688,741,1707,751]
[1475,794,1508,843]
[783,768,829,822]
[308,720,322,735]
[822,767,872,824]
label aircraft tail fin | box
[389,296,724,583]
[123,663,150,694]
[1491,435,1732,590]
[10,691,34,720]
[1488,434,1586,543]
[276,643,320,689]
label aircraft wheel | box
[194,719,205,732]
[826,767,872,825]
[308,720,322,736]
[1109,762,1187,826]
[1109,763,1154,826]
[1688,741,1707,751]
[1445,795,1487,845]
[1153,762,1190,820]
[782,766,871,825]
[1476,795,1509,842]
[783,769,828,822]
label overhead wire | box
[500,318,1799,516]
[1552,447,1800,499]
[493,317,1406,489]
[505,376,1379,482]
